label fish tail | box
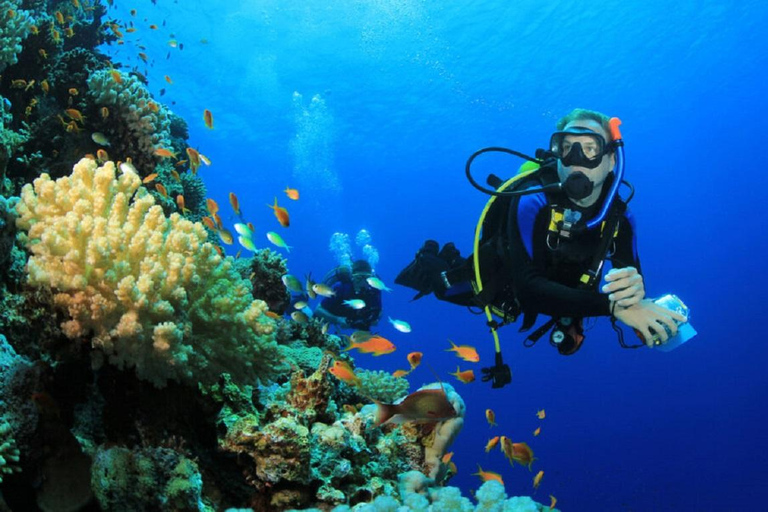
[341,337,357,352]
[445,338,457,351]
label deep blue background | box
[105,1,768,509]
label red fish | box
[229,192,241,217]
[342,335,395,356]
[446,339,480,362]
[268,197,290,227]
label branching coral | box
[0,420,21,483]
[14,157,284,387]
[87,69,172,173]
[0,0,32,73]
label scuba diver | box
[396,108,687,385]
[314,259,383,330]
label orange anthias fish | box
[486,408,496,426]
[154,147,177,158]
[268,197,290,227]
[229,192,241,217]
[536,409,546,420]
[500,436,514,463]
[64,108,85,123]
[407,351,422,369]
[203,108,213,129]
[374,384,457,427]
[510,442,536,470]
[485,436,500,453]
[549,495,557,509]
[342,335,395,357]
[186,147,201,172]
[533,470,544,490]
[202,217,216,231]
[450,366,475,384]
[155,184,168,198]
[176,195,190,214]
[446,339,480,362]
[96,149,109,162]
[533,427,541,436]
[284,187,299,200]
[391,369,410,378]
[206,198,219,216]
[472,465,503,485]
[328,360,361,387]
[142,173,158,184]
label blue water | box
[106,0,768,509]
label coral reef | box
[242,248,291,314]
[0,1,32,74]
[0,420,21,484]
[219,363,467,511]
[0,3,552,511]
[91,445,211,512]
[87,68,173,174]
[15,158,283,387]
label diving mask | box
[550,128,614,169]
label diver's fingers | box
[604,266,638,282]
[602,273,642,294]
[639,326,655,348]
[609,283,642,302]
[615,294,642,308]
[658,313,680,338]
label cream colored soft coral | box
[15,158,283,387]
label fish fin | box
[341,336,356,352]
[374,401,396,428]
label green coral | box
[357,369,410,403]
[0,420,21,483]
[91,445,213,512]
[0,0,32,73]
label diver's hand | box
[612,299,687,348]
[602,267,645,308]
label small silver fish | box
[388,317,411,333]
[366,276,392,291]
[312,283,335,298]
[282,274,304,293]
[344,299,366,309]
[91,132,110,146]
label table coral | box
[14,158,283,388]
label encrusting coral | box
[14,157,284,388]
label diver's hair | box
[556,108,612,138]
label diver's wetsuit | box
[440,171,641,321]
[319,271,383,330]
[509,175,641,320]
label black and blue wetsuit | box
[319,270,383,330]
[438,170,640,324]
[509,175,641,320]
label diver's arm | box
[508,195,612,318]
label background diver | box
[314,259,383,331]
[396,108,687,384]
